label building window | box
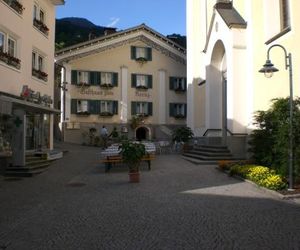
[99,100,118,116]
[77,100,89,114]
[131,102,153,116]
[2,0,24,14]
[169,103,187,119]
[33,3,49,35]
[131,46,152,62]
[78,71,89,85]
[280,0,290,30]
[71,70,118,87]
[170,77,186,92]
[7,38,16,57]
[0,32,5,53]
[32,51,48,81]
[0,30,20,69]
[101,72,112,86]
[131,74,152,89]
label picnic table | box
[100,142,156,172]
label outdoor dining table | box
[100,142,156,172]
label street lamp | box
[259,44,294,190]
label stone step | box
[187,150,232,157]
[5,162,50,177]
[182,152,235,161]
[181,156,219,165]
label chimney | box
[104,28,117,36]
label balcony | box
[0,51,21,69]
[2,0,24,14]
[32,68,48,82]
[33,18,49,36]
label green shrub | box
[248,97,300,178]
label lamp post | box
[259,44,294,190]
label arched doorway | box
[207,40,227,145]
[136,126,148,141]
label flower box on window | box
[136,57,147,63]
[100,83,113,89]
[33,18,49,35]
[99,111,113,117]
[32,68,48,82]
[76,111,90,116]
[76,82,90,87]
[0,52,21,69]
[136,85,148,90]
[3,0,24,14]
[136,113,149,118]
[174,86,186,92]
[0,51,9,64]
[174,114,185,119]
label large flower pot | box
[129,171,140,183]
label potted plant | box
[121,140,146,183]
[171,126,194,152]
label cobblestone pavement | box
[0,143,300,250]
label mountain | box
[55,17,186,50]
[55,17,109,49]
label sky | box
[56,0,186,36]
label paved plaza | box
[0,143,300,250]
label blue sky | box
[56,0,186,36]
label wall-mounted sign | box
[20,85,53,107]
[79,89,114,96]
[135,91,151,98]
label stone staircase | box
[5,153,54,177]
[182,145,239,165]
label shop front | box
[0,89,59,168]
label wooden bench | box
[101,153,155,172]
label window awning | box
[0,95,61,115]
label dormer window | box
[170,77,186,92]
[131,74,152,89]
[131,46,152,62]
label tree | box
[248,97,300,178]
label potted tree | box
[171,126,194,153]
[121,140,146,183]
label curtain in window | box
[0,33,4,52]
[8,38,15,57]
[136,47,146,59]
[77,100,88,112]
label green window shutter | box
[131,46,136,59]
[147,75,152,89]
[88,100,99,114]
[131,74,137,88]
[169,77,175,90]
[169,103,175,117]
[146,47,152,61]
[71,70,77,85]
[183,78,187,91]
[113,101,118,114]
[71,99,77,114]
[148,102,153,116]
[113,73,118,87]
[96,72,101,85]
[89,72,98,85]
[131,102,136,115]
[184,104,187,117]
